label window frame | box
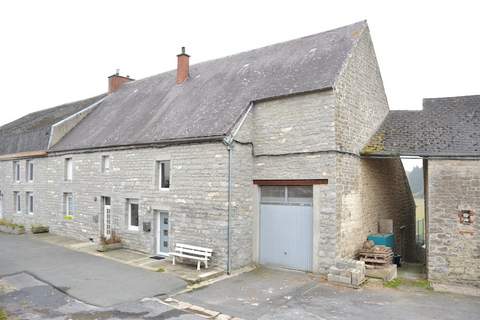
[64,193,74,217]
[26,160,34,182]
[13,161,20,182]
[26,192,34,215]
[14,192,21,213]
[127,199,140,231]
[101,155,111,173]
[65,158,73,181]
[156,160,171,190]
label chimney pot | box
[176,47,190,84]
[108,70,133,93]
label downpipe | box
[223,135,234,275]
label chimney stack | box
[108,69,133,93]
[176,47,190,84]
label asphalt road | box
[0,233,186,307]
[178,267,480,320]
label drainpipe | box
[223,135,234,275]
[223,102,253,275]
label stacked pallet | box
[358,245,393,269]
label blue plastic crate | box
[367,233,395,249]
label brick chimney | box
[176,47,190,84]
[108,69,133,93]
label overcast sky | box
[1,0,477,170]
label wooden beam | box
[253,179,328,186]
[0,150,48,161]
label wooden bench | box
[169,243,213,271]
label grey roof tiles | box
[362,95,480,157]
[51,21,367,151]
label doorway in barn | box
[401,157,427,279]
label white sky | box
[0,0,477,171]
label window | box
[26,192,34,214]
[26,160,34,182]
[65,158,73,181]
[260,186,313,205]
[102,155,110,173]
[156,161,170,190]
[64,193,74,216]
[14,192,21,213]
[13,161,20,182]
[127,200,139,231]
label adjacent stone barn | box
[364,95,480,294]
[0,21,414,275]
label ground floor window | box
[14,192,21,213]
[127,199,139,231]
[26,192,34,214]
[63,193,74,217]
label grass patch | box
[384,278,432,290]
[0,308,8,320]
[384,278,402,288]
[156,267,165,273]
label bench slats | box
[175,247,212,257]
[170,252,208,261]
[176,243,213,253]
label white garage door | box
[260,186,313,272]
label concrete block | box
[365,264,397,281]
[328,273,351,285]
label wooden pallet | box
[358,246,393,269]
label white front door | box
[103,197,112,238]
[155,210,169,255]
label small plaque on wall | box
[458,210,474,225]
[143,222,151,232]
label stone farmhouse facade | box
[0,21,476,292]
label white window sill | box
[158,188,170,191]
[127,227,139,232]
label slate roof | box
[362,95,480,157]
[0,94,106,156]
[51,21,367,151]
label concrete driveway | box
[0,233,186,307]
[177,267,480,320]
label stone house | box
[364,95,480,294]
[0,21,415,276]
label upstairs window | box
[13,161,20,182]
[127,199,139,231]
[155,161,171,190]
[26,160,34,182]
[63,193,74,217]
[26,192,34,214]
[101,155,111,173]
[14,192,21,213]
[65,158,73,181]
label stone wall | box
[235,90,338,273]
[333,26,415,262]
[334,26,389,154]
[427,159,480,290]
[0,142,238,270]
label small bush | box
[31,224,49,234]
[99,230,122,245]
[384,278,402,288]
[0,308,8,320]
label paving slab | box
[0,233,186,307]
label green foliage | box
[0,308,8,320]
[63,215,73,221]
[0,219,25,230]
[156,267,165,273]
[384,278,432,290]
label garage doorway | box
[259,185,313,272]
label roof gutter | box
[0,150,47,161]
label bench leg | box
[172,256,176,265]
[205,260,208,269]
[197,260,201,271]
